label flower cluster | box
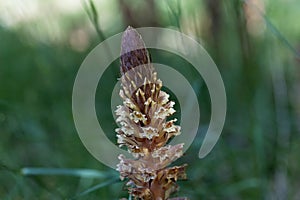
[115,26,187,200]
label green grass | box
[1,0,300,199]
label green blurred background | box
[1,0,300,199]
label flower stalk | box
[115,26,187,200]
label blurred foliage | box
[0,0,300,199]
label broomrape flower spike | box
[115,26,188,200]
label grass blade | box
[82,0,106,41]
[243,0,300,59]
[21,167,116,179]
[69,178,119,199]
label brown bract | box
[116,26,188,200]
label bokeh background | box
[1,0,300,199]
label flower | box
[115,26,187,200]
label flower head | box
[115,26,187,200]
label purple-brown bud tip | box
[120,26,150,75]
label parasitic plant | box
[115,26,188,200]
